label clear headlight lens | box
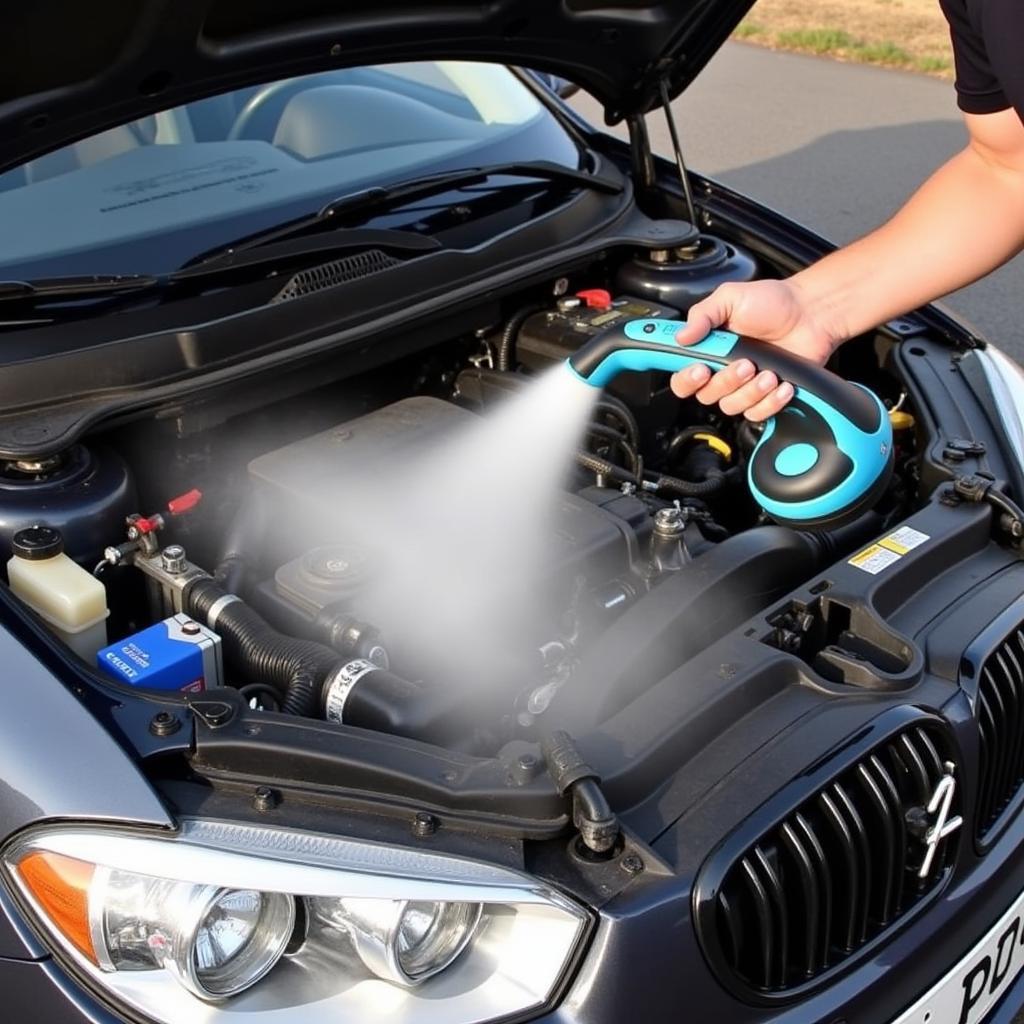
[91,867,295,997]
[977,345,1024,461]
[2,821,589,1024]
[312,896,482,985]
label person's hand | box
[670,279,840,421]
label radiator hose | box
[184,577,479,743]
[186,577,337,717]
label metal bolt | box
[253,786,279,812]
[510,752,540,785]
[149,710,181,737]
[412,812,438,837]
[181,620,201,636]
[161,544,187,574]
[653,505,687,536]
[620,854,644,876]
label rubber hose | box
[575,449,637,486]
[653,465,742,498]
[666,425,726,469]
[238,682,282,711]
[186,577,339,717]
[595,395,640,453]
[496,305,545,372]
[585,422,639,475]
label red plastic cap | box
[133,516,162,535]
[576,288,613,310]
[167,489,203,516]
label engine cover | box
[248,397,651,627]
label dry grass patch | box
[735,0,955,78]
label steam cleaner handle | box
[566,318,893,528]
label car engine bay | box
[0,222,924,781]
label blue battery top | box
[97,615,221,693]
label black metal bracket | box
[946,474,1024,547]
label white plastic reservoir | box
[7,526,108,660]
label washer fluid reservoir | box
[615,222,758,313]
[6,526,108,660]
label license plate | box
[892,885,1024,1024]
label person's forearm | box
[789,141,1024,342]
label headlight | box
[313,896,482,985]
[977,345,1024,459]
[2,821,588,1024]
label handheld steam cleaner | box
[567,319,893,529]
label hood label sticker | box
[878,525,930,554]
[849,526,930,574]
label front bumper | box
[10,809,1024,1024]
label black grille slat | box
[857,761,896,924]
[978,692,998,827]
[833,782,873,945]
[1002,643,1024,786]
[986,667,1012,816]
[867,754,906,918]
[779,820,820,976]
[708,724,957,994]
[754,846,789,986]
[974,619,1024,840]
[896,732,930,804]
[1010,635,1024,783]
[818,789,859,953]
[793,811,832,973]
[739,855,776,987]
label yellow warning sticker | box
[878,525,930,555]
[849,544,901,575]
[849,526,929,574]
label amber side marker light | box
[15,850,97,962]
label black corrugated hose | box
[186,577,339,716]
[496,305,545,371]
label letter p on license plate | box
[893,888,1024,1023]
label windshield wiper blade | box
[184,160,622,268]
[0,229,437,315]
[0,274,160,304]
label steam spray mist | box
[306,367,599,692]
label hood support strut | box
[625,77,700,229]
[658,78,699,227]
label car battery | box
[96,613,223,693]
[515,291,679,412]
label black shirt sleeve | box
[939,0,1024,123]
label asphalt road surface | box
[571,42,1024,362]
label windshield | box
[0,62,579,278]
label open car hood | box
[1,0,753,173]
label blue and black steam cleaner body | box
[567,318,893,529]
